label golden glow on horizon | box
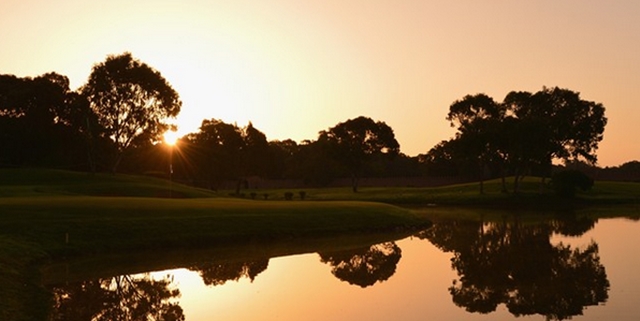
[1,0,639,166]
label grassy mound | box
[0,168,427,254]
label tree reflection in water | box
[417,215,609,320]
[189,259,269,286]
[318,241,402,288]
[50,274,184,321]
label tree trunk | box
[539,176,547,193]
[513,169,521,194]
[351,174,359,193]
[478,161,485,194]
[84,117,97,175]
[111,152,124,174]
[500,174,508,193]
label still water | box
[47,216,640,320]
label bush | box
[299,191,306,200]
[284,192,294,200]
[551,170,594,198]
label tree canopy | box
[0,73,96,169]
[81,52,181,172]
[1,54,619,191]
[439,87,607,193]
[319,116,400,192]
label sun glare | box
[164,130,179,146]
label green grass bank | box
[0,169,429,321]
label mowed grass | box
[0,168,430,264]
[0,196,421,257]
[239,176,640,207]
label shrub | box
[299,191,306,200]
[284,192,294,200]
[551,170,594,198]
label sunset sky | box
[1,0,639,167]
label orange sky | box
[1,0,638,167]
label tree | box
[446,94,505,193]
[504,87,607,189]
[242,122,270,178]
[82,52,181,173]
[0,73,98,169]
[319,116,400,192]
[183,119,245,189]
[446,94,504,131]
[266,139,300,179]
[422,139,463,177]
[442,88,607,194]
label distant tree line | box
[2,52,635,191]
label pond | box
[44,214,640,320]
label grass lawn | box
[237,176,640,208]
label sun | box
[163,130,180,146]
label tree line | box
[2,52,634,192]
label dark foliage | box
[551,170,594,198]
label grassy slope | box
[0,169,426,255]
[0,169,428,321]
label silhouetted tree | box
[421,139,463,177]
[0,73,99,169]
[81,52,181,173]
[242,122,270,179]
[182,119,244,189]
[446,94,506,193]
[319,116,400,192]
[266,139,299,179]
[504,87,606,190]
[441,88,606,193]
[283,139,345,186]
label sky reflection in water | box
[49,217,640,321]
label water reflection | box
[49,274,184,321]
[45,213,627,320]
[417,215,609,320]
[318,241,402,288]
[189,259,269,286]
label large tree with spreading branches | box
[82,52,181,172]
